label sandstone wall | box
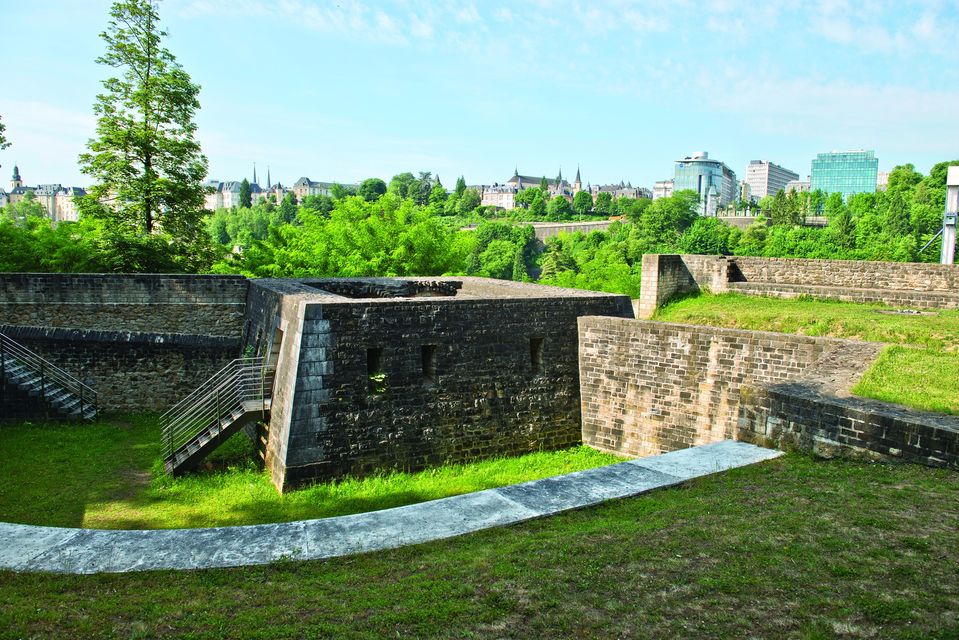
[578,316,869,457]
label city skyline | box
[0,1,956,189]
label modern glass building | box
[673,151,737,216]
[809,150,879,199]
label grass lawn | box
[0,416,621,529]
[655,293,959,415]
[0,454,956,638]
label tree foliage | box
[77,0,213,271]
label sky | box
[0,0,956,191]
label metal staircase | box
[0,331,98,422]
[160,357,274,476]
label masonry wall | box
[0,273,248,337]
[639,254,959,315]
[0,274,247,413]
[268,289,633,490]
[636,254,728,319]
[729,256,959,291]
[578,316,862,457]
[739,382,958,470]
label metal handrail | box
[0,331,98,420]
[159,357,274,463]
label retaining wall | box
[0,274,247,413]
[638,254,959,317]
[579,316,958,470]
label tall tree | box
[78,0,211,269]
[454,175,467,197]
[239,178,252,209]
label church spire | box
[11,163,22,189]
[253,163,257,185]
[574,165,581,184]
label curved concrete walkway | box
[0,441,780,574]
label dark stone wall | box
[0,273,248,337]
[0,325,237,412]
[739,382,958,470]
[0,274,248,414]
[273,291,633,490]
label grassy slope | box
[655,293,959,415]
[0,417,620,529]
[1,455,956,639]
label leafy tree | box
[358,178,387,202]
[454,176,467,197]
[547,196,572,219]
[529,192,547,217]
[78,0,213,271]
[428,182,448,207]
[388,172,415,198]
[572,190,594,216]
[456,188,481,215]
[239,178,252,209]
[329,183,356,200]
[539,177,548,192]
[594,191,613,215]
[300,194,332,215]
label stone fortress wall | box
[248,277,633,491]
[637,254,959,318]
[0,274,247,411]
[597,254,959,471]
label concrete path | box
[0,440,780,574]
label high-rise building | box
[673,151,737,216]
[745,160,799,201]
[810,150,879,199]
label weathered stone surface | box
[251,277,634,492]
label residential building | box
[744,160,799,200]
[810,150,879,199]
[877,171,890,191]
[652,179,674,200]
[291,176,357,201]
[6,166,86,222]
[785,180,811,193]
[588,181,650,200]
[672,151,737,216]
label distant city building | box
[6,165,86,222]
[204,180,264,210]
[877,171,890,192]
[291,176,357,201]
[481,167,645,210]
[652,179,674,200]
[744,160,799,201]
[588,181,650,200]
[810,150,879,199]
[738,180,752,203]
[672,151,737,216]
[480,183,518,210]
[785,180,811,194]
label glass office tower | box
[810,150,879,199]
[673,151,737,216]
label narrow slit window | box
[530,337,544,374]
[367,347,385,393]
[421,344,437,384]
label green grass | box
[655,293,959,415]
[0,416,622,530]
[1,455,956,639]
[853,346,959,415]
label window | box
[421,344,437,384]
[367,347,385,393]
[530,337,544,375]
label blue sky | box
[0,0,956,190]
